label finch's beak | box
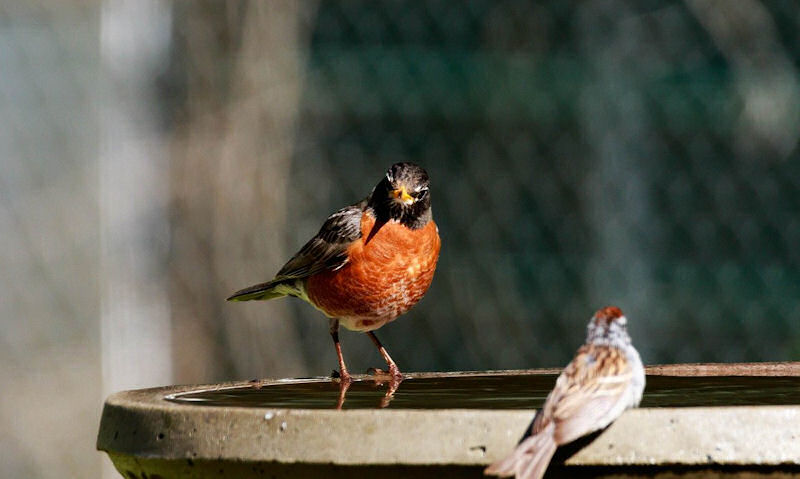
[391,186,415,206]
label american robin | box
[228,162,441,384]
[485,306,645,479]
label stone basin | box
[97,362,800,478]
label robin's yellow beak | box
[391,186,415,206]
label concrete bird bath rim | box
[97,362,800,478]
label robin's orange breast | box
[305,211,441,331]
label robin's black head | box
[368,162,432,229]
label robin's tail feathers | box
[484,425,557,479]
[227,279,298,302]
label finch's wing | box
[227,199,365,301]
[544,344,632,445]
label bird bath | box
[97,363,800,478]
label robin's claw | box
[366,367,402,382]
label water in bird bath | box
[166,372,800,410]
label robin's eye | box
[413,188,428,200]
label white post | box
[98,0,173,451]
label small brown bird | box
[228,163,440,384]
[485,306,645,479]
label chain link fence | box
[284,0,800,372]
[3,1,800,477]
[169,0,800,378]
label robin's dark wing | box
[276,199,366,279]
[227,199,366,301]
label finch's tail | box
[484,423,557,479]
[227,279,294,302]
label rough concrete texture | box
[97,364,800,478]
[566,407,800,465]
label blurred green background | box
[2,0,799,477]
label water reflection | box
[166,373,800,410]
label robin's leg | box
[366,331,403,380]
[329,319,352,383]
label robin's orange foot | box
[366,366,403,382]
[365,330,404,380]
[330,369,353,384]
[228,163,440,384]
